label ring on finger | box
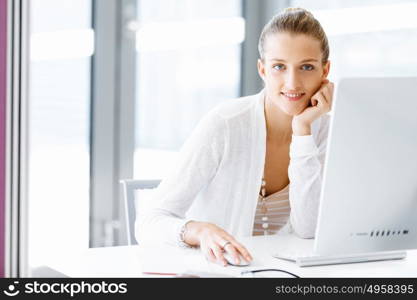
[221,240,231,250]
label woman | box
[136,7,334,267]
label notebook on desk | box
[273,77,417,267]
[139,246,203,276]
[139,245,239,277]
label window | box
[133,0,243,179]
[26,0,244,271]
[291,0,417,81]
[27,0,92,271]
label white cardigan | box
[136,90,331,246]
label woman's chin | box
[268,96,308,116]
[280,104,306,117]
[274,96,307,115]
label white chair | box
[119,179,161,245]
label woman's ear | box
[257,58,266,81]
[322,60,330,79]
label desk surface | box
[47,235,417,278]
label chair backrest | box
[119,179,161,245]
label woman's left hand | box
[292,79,334,129]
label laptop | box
[273,77,417,267]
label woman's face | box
[258,32,330,116]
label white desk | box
[46,235,417,278]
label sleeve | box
[287,115,331,238]
[135,109,227,246]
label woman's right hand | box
[184,221,253,266]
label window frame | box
[90,0,137,247]
[5,0,30,277]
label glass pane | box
[27,0,92,272]
[134,0,243,179]
[290,0,417,81]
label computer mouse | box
[223,252,251,267]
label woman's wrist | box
[182,220,204,247]
[292,120,311,136]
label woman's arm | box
[136,108,253,265]
[288,115,330,238]
[135,110,227,246]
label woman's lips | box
[281,92,305,101]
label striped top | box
[252,184,291,236]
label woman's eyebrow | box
[269,58,319,63]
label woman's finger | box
[327,82,334,108]
[200,240,217,263]
[218,233,253,261]
[328,81,334,94]
[322,82,334,102]
[212,244,227,266]
[321,88,331,105]
[223,243,241,265]
[211,229,253,264]
[206,247,217,263]
[313,89,330,107]
[228,240,253,261]
[311,91,324,106]
[317,91,332,112]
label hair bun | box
[284,7,313,16]
[284,7,304,12]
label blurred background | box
[23,0,417,274]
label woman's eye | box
[273,64,285,71]
[301,64,314,71]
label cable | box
[241,269,300,278]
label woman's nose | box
[284,70,301,90]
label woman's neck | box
[264,95,293,145]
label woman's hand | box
[292,79,334,133]
[184,221,253,267]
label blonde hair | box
[258,7,329,64]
